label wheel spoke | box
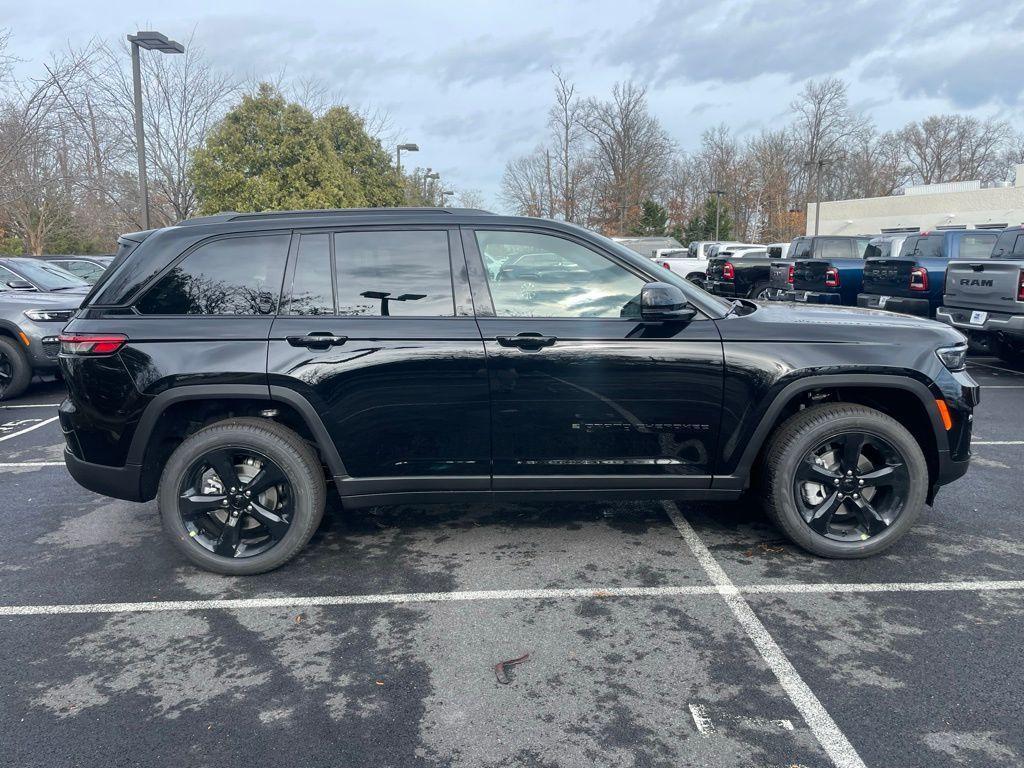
[840,433,865,473]
[247,502,290,541]
[245,463,285,496]
[796,458,840,484]
[859,464,900,487]
[805,491,844,534]
[179,492,226,518]
[850,496,889,536]
[206,449,241,491]
[213,516,242,557]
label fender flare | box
[126,384,347,477]
[713,373,945,490]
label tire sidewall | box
[158,421,324,575]
[0,337,32,401]
[770,412,928,558]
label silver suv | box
[0,291,80,400]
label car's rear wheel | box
[158,418,326,575]
[0,337,32,401]
[750,281,771,300]
[763,403,927,558]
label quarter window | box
[475,230,645,318]
[287,234,333,315]
[959,234,997,260]
[333,230,453,317]
[136,235,288,315]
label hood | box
[722,300,965,346]
[0,290,84,310]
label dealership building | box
[807,165,1024,235]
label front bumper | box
[857,293,931,317]
[936,306,1024,341]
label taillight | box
[660,261,671,270]
[824,267,840,288]
[787,265,794,284]
[58,332,127,355]
[722,262,735,280]
[910,267,928,292]
[1017,269,1024,302]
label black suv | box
[59,209,979,574]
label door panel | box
[466,227,724,488]
[268,228,490,488]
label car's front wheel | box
[0,336,32,401]
[158,418,326,575]
[763,403,927,558]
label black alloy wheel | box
[792,431,910,542]
[177,447,294,559]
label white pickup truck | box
[652,242,763,288]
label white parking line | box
[0,416,59,443]
[0,461,64,468]
[1,578,1022,617]
[980,385,1024,389]
[663,501,867,768]
[972,441,1024,445]
[968,360,1024,376]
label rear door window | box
[136,234,289,315]
[908,235,944,259]
[333,230,454,317]
[991,231,1024,259]
[790,238,812,259]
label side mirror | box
[5,280,35,291]
[641,282,696,322]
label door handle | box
[496,333,557,350]
[286,333,348,349]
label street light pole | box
[806,158,836,236]
[396,142,419,176]
[127,31,184,229]
[424,171,439,203]
[709,189,725,241]
[439,189,454,207]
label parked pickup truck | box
[651,248,712,287]
[858,230,1000,317]
[937,225,1024,363]
[768,235,873,302]
[705,248,770,298]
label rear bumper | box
[936,306,1024,340]
[707,280,743,297]
[63,448,144,502]
[780,290,842,305]
[857,293,931,316]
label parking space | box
[1,355,1023,767]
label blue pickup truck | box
[771,235,874,305]
[857,229,1000,317]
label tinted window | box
[908,235,944,259]
[864,241,890,260]
[287,234,333,315]
[333,230,453,317]
[989,231,1024,259]
[958,233,998,260]
[476,230,645,318]
[136,235,288,315]
[790,238,812,259]
[817,238,851,259]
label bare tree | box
[501,148,553,217]
[547,70,594,224]
[899,114,1010,185]
[583,81,672,234]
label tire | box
[996,337,1024,366]
[0,336,32,401]
[762,403,928,558]
[749,281,771,300]
[158,418,326,575]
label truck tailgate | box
[944,260,1024,313]
[769,261,793,290]
[863,259,915,296]
[792,260,831,291]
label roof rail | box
[180,207,493,226]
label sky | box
[2,0,1022,211]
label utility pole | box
[127,31,183,229]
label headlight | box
[936,344,967,372]
[23,309,74,322]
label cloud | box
[428,32,581,86]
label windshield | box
[5,258,88,290]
